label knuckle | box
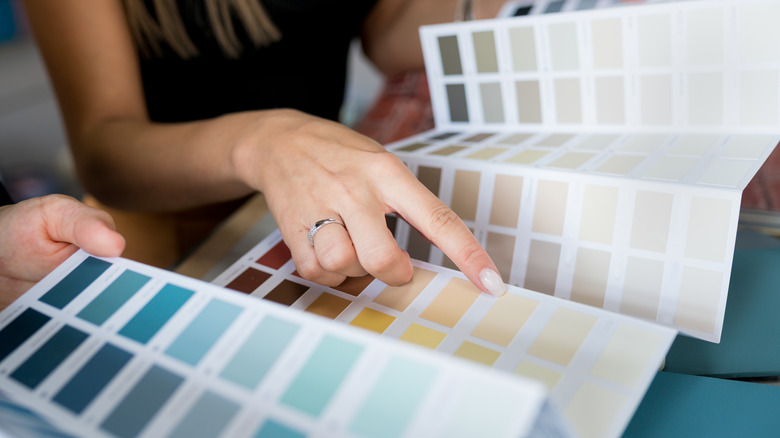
[361,247,398,276]
[427,205,462,236]
[319,246,356,272]
[455,242,485,268]
[294,258,321,280]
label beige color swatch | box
[420,277,480,328]
[532,180,568,236]
[451,169,481,221]
[527,307,597,366]
[579,185,618,244]
[590,324,664,388]
[489,174,523,228]
[374,267,437,312]
[620,257,664,320]
[471,294,539,347]
[566,382,628,438]
[675,266,723,333]
[514,361,561,390]
[570,248,611,308]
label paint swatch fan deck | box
[388,0,780,343]
[0,1,774,438]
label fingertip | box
[478,268,506,297]
[84,222,126,258]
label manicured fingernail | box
[479,268,506,297]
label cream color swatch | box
[527,307,597,366]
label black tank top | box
[138,0,380,123]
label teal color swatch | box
[77,270,150,326]
[349,356,437,438]
[10,325,88,389]
[280,335,363,417]
[52,343,132,414]
[165,298,242,365]
[254,419,306,438]
[220,316,299,389]
[118,284,193,344]
[168,390,239,438]
[39,256,111,309]
[100,365,183,438]
[0,308,50,362]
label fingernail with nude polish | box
[479,268,506,297]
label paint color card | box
[0,251,571,438]
[213,229,676,438]
[382,0,780,343]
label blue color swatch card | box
[0,251,574,438]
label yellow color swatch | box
[504,149,549,165]
[400,323,447,349]
[454,341,501,366]
[420,277,480,328]
[467,147,506,160]
[471,294,539,347]
[527,307,597,366]
[349,308,396,334]
[514,361,562,390]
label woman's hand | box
[0,194,126,307]
[234,109,506,296]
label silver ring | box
[307,219,345,246]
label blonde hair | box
[123,0,281,59]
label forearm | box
[73,111,267,212]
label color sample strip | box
[590,325,664,389]
[254,420,306,438]
[257,240,291,269]
[165,298,242,366]
[373,267,437,311]
[168,391,239,438]
[100,365,184,438]
[220,315,299,390]
[10,325,87,389]
[471,294,539,347]
[118,284,193,344]
[39,257,111,309]
[52,343,132,414]
[527,308,597,366]
[280,335,363,417]
[263,280,309,306]
[454,341,500,366]
[350,308,396,334]
[566,382,628,438]
[305,293,351,319]
[77,270,150,326]
[225,267,272,294]
[333,275,374,297]
[514,361,562,390]
[0,308,50,362]
[349,356,436,438]
[420,277,479,328]
[399,323,447,349]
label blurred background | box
[0,0,384,203]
